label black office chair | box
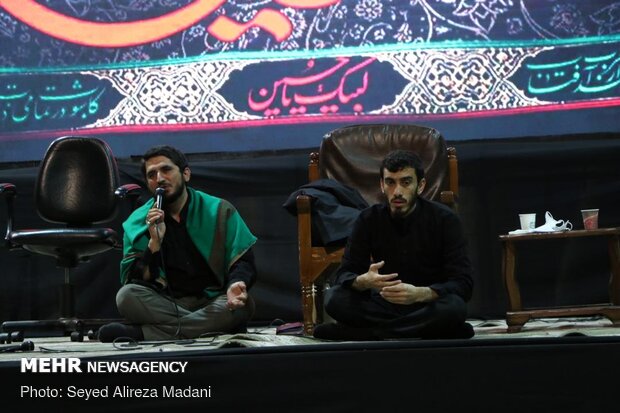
[0,136,141,341]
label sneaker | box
[97,322,144,343]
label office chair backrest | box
[318,124,449,205]
[36,136,120,226]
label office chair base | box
[1,318,124,342]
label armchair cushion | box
[319,124,449,205]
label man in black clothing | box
[313,150,474,341]
[98,146,257,342]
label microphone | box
[154,187,164,210]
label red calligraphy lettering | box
[0,0,225,47]
[0,0,341,47]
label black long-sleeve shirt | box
[334,198,473,301]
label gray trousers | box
[116,284,255,340]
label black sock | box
[97,322,144,343]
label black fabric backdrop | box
[1,132,620,325]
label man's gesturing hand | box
[353,260,401,291]
[227,281,248,310]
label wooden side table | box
[499,227,620,332]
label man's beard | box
[390,206,409,218]
[389,195,415,218]
[163,181,186,207]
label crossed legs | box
[116,284,254,340]
[321,285,471,339]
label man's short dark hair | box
[141,145,189,180]
[380,150,425,181]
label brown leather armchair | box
[295,124,459,335]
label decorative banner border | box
[85,47,549,129]
[5,40,620,138]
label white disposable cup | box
[581,209,599,230]
[519,213,536,230]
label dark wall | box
[457,133,620,317]
[1,133,620,326]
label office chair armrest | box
[0,183,16,197]
[0,183,17,246]
[115,183,142,211]
[115,183,141,199]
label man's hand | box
[154,277,167,290]
[352,261,401,291]
[380,283,438,305]
[227,281,248,310]
[146,207,166,252]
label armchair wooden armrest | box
[296,193,345,335]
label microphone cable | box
[154,222,183,340]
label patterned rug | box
[2,316,619,363]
